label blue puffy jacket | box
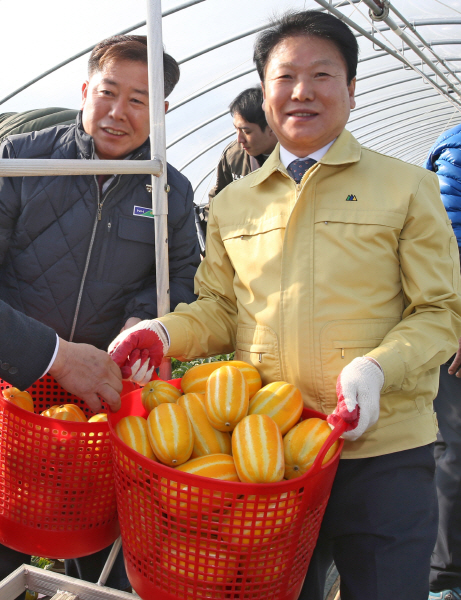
[425,123,461,250]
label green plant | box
[171,353,235,379]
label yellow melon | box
[141,380,182,412]
[3,388,34,413]
[181,360,262,397]
[43,404,87,422]
[177,393,232,457]
[232,414,284,483]
[284,418,339,479]
[147,403,193,466]
[88,413,108,423]
[248,381,303,435]
[221,491,299,546]
[41,405,59,418]
[205,365,249,432]
[115,415,155,460]
[162,454,240,517]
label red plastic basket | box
[0,374,136,558]
[108,389,345,600]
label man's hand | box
[120,317,142,333]
[448,337,461,376]
[108,320,169,385]
[327,357,384,441]
[49,339,123,413]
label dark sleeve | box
[123,178,200,321]
[0,139,22,265]
[0,300,57,389]
[208,150,234,204]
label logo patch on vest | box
[133,206,155,218]
[346,194,357,202]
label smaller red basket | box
[0,375,136,558]
[109,389,345,600]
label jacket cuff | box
[157,314,190,360]
[365,346,406,393]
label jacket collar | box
[74,110,151,161]
[250,129,362,188]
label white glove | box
[327,357,384,442]
[109,320,170,385]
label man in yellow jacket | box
[109,10,461,600]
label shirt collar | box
[279,139,336,169]
[250,130,362,188]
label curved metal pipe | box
[357,106,453,148]
[358,106,455,148]
[376,123,452,157]
[167,109,229,148]
[0,0,206,106]
[179,131,234,171]
[168,66,256,112]
[389,125,459,162]
[193,167,216,193]
[375,117,458,156]
[350,87,435,124]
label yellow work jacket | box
[160,129,461,458]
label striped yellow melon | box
[3,388,34,413]
[141,380,182,412]
[115,415,155,460]
[248,381,303,435]
[221,491,298,546]
[162,535,237,584]
[162,454,240,517]
[232,414,284,483]
[177,393,232,457]
[43,404,87,422]
[182,360,262,397]
[205,365,249,432]
[147,403,193,466]
[88,413,108,423]
[41,405,59,418]
[284,418,339,479]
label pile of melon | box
[116,361,339,483]
[2,387,107,422]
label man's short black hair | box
[253,10,359,84]
[229,87,268,131]
[88,34,180,98]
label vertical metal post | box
[146,0,171,379]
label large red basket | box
[108,389,345,600]
[0,375,137,558]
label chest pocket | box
[221,215,287,290]
[100,215,157,285]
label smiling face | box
[81,59,150,160]
[233,112,277,157]
[261,35,356,157]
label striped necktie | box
[286,157,317,184]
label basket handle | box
[308,417,348,477]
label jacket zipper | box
[69,153,124,341]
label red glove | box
[108,320,169,384]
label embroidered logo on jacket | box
[346,194,357,201]
[133,206,155,218]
